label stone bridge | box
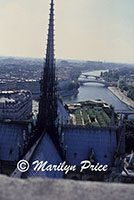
[82,74,100,80]
[79,79,116,87]
[115,110,134,117]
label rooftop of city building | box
[66,100,115,127]
[0,90,32,105]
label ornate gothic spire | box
[38,0,58,141]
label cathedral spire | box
[38,0,58,139]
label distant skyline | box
[0,0,134,63]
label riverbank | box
[32,88,79,100]
[108,87,134,109]
[59,88,79,98]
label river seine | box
[63,70,134,120]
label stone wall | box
[0,175,133,200]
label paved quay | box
[109,87,134,109]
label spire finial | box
[45,0,55,66]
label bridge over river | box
[82,74,100,79]
[79,79,117,87]
[115,110,134,117]
[79,74,117,87]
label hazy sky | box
[0,0,134,63]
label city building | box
[16,80,40,100]
[0,90,32,120]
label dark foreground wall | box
[0,175,134,200]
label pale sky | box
[0,0,134,63]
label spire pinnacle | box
[45,0,55,68]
